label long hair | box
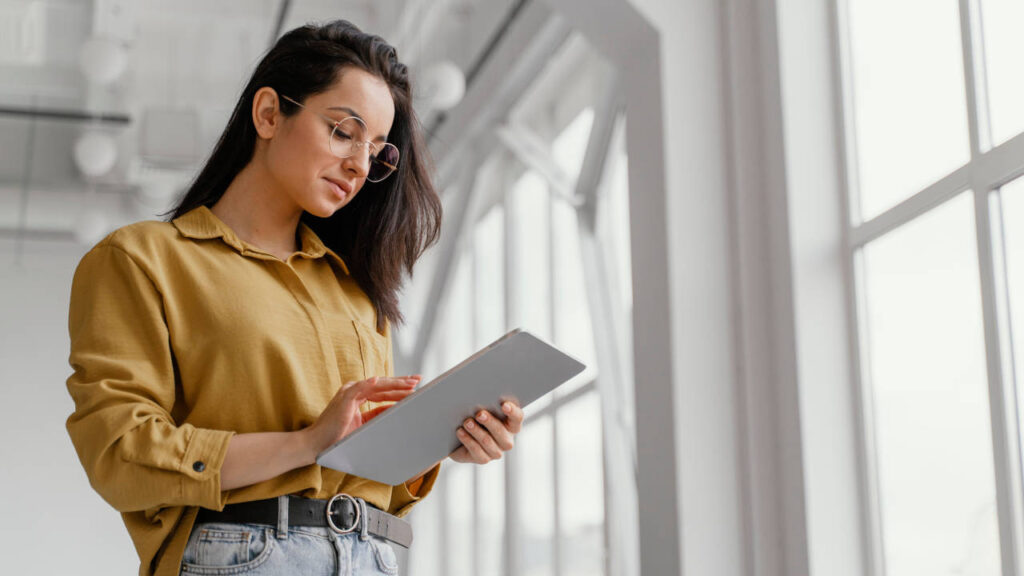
[165,20,442,332]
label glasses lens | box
[367,143,399,182]
[329,117,367,158]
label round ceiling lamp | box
[73,131,119,178]
[420,60,466,112]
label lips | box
[324,177,352,200]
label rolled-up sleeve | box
[388,462,441,518]
[65,241,235,513]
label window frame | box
[832,0,1024,573]
[406,34,629,576]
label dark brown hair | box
[165,20,442,332]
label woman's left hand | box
[450,400,524,465]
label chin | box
[308,193,353,218]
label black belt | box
[195,494,413,548]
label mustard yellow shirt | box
[64,205,440,576]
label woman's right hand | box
[302,375,420,457]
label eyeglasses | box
[280,94,399,183]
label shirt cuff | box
[179,427,236,511]
[388,462,442,518]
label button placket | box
[265,260,345,394]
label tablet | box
[316,329,587,485]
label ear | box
[251,87,282,139]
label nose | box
[341,144,372,179]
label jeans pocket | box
[181,523,276,575]
[368,535,400,575]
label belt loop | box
[357,497,369,542]
[276,495,289,540]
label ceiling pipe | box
[0,106,131,125]
[269,0,293,47]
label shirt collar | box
[171,205,350,274]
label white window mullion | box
[834,0,866,227]
[469,245,482,576]
[848,165,971,248]
[959,1,1024,575]
[976,132,1024,190]
[548,187,564,576]
[503,165,522,576]
[848,247,886,576]
[834,0,887,572]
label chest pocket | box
[351,319,389,380]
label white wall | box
[0,239,138,573]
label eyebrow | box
[326,106,388,142]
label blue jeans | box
[178,502,402,575]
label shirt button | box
[192,461,206,473]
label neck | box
[211,160,303,256]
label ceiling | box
[0,0,518,241]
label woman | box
[65,20,522,576]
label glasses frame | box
[280,94,399,183]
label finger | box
[352,377,415,399]
[463,418,503,460]
[363,405,392,422]
[474,410,514,451]
[501,401,524,434]
[456,426,492,463]
[366,387,417,401]
[448,445,470,463]
[370,376,418,388]
[365,388,416,402]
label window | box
[861,193,998,574]
[978,0,1024,146]
[845,0,969,221]
[1000,178,1024,476]
[406,32,631,576]
[837,0,1024,574]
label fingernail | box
[466,420,475,430]
[503,403,512,413]
[478,412,488,421]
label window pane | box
[443,251,474,368]
[477,459,506,576]
[551,108,599,396]
[552,192,598,396]
[862,192,1000,576]
[1002,179,1024,468]
[517,416,555,576]
[980,0,1024,146]
[446,463,475,575]
[475,205,505,348]
[511,171,552,340]
[552,107,594,181]
[604,127,633,316]
[846,0,970,220]
[512,171,556,415]
[557,392,606,576]
[407,483,442,576]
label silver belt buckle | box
[325,493,360,534]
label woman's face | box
[263,67,396,218]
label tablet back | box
[316,329,587,485]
